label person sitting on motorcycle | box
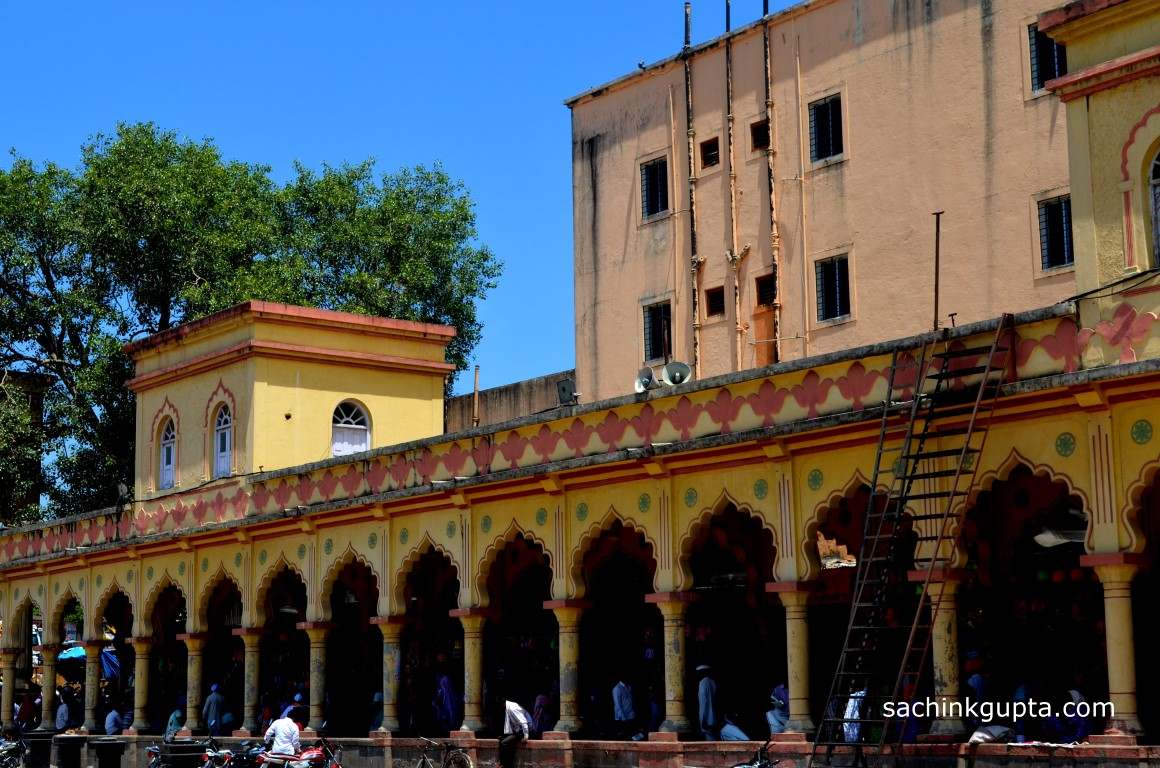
[264,707,302,759]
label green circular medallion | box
[176,563,185,577]
[400,528,410,545]
[201,558,209,573]
[754,479,769,500]
[575,503,588,522]
[1055,432,1077,458]
[481,515,492,533]
[1131,419,1153,445]
[234,553,243,567]
[368,532,378,550]
[807,469,824,491]
[324,538,334,555]
[446,520,458,539]
[535,507,548,526]
[258,550,267,565]
[638,493,652,513]
[297,544,307,560]
[684,488,698,508]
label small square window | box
[808,94,844,163]
[643,301,672,361]
[815,255,851,322]
[700,137,720,169]
[751,120,770,151]
[1029,24,1067,91]
[641,157,669,219]
[705,286,726,316]
[1038,195,1074,269]
[755,274,776,307]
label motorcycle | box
[0,737,25,768]
[226,741,268,768]
[730,739,779,768]
[263,736,342,768]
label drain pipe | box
[762,0,782,363]
[794,34,811,357]
[683,2,705,378]
[725,0,749,371]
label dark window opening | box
[643,301,672,361]
[700,137,720,169]
[751,119,770,151]
[1029,24,1067,91]
[705,286,726,317]
[1038,195,1074,269]
[755,273,776,308]
[815,255,851,322]
[641,157,669,219]
[809,94,843,162]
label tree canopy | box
[0,122,501,520]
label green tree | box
[0,123,501,518]
[0,375,45,526]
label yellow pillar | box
[82,642,102,733]
[546,601,585,733]
[181,634,205,733]
[1090,559,1144,735]
[646,592,692,733]
[128,638,151,734]
[302,625,330,733]
[0,650,16,730]
[38,646,57,730]
[376,619,404,734]
[926,581,966,736]
[233,629,261,736]
[454,610,486,733]
[775,589,815,733]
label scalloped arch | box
[253,557,306,622]
[675,488,779,592]
[47,587,83,645]
[141,571,187,635]
[392,533,461,613]
[4,593,44,650]
[474,519,553,608]
[568,506,659,599]
[91,580,134,638]
[318,544,380,621]
[1122,457,1160,554]
[196,565,242,629]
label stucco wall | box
[445,370,577,432]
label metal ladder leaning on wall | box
[808,314,1014,768]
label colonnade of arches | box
[2,459,1159,743]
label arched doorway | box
[685,503,783,740]
[482,533,557,735]
[202,579,243,735]
[577,520,662,739]
[260,568,308,727]
[1131,469,1160,742]
[99,591,135,729]
[324,559,382,736]
[10,600,43,730]
[149,585,187,733]
[399,547,463,736]
[55,597,86,729]
[957,464,1103,741]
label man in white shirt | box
[264,709,301,760]
[499,699,532,768]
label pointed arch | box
[569,506,659,599]
[393,533,460,613]
[4,593,43,651]
[47,586,83,645]
[1122,457,1160,554]
[475,519,553,607]
[202,379,238,428]
[196,565,242,629]
[141,571,187,636]
[318,544,380,621]
[802,469,884,579]
[91,580,134,638]
[253,557,306,622]
[676,488,779,592]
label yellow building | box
[0,1,1158,766]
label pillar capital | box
[450,608,490,634]
[232,627,263,647]
[297,622,332,644]
[766,581,816,609]
[1082,553,1143,586]
[128,636,153,654]
[544,599,588,628]
[177,632,208,652]
[369,615,406,640]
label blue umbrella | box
[58,646,85,661]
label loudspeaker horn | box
[661,361,693,386]
[634,367,658,393]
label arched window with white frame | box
[332,401,370,457]
[213,405,233,479]
[159,418,176,490]
[1150,151,1160,267]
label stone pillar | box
[0,650,16,729]
[127,638,151,734]
[545,600,586,734]
[38,646,57,730]
[925,580,966,736]
[178,634,205,733]
[374,618,404,735]
[767,585,814,734]
[1085,555,1144,736]
[232,629,261,736]
[645,592,694,733]
[451,609,487,733]
[82,642,102,732]
[298,624,331,733]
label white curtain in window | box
[332,425,368,457]
[160,421,176,489]
[213,406,233,478]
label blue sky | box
[1,1,787,395]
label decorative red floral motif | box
[231,488,249,517]
[595,412,629,450]
[171,501,187,527]
[104,519,115,541]
[705,389,745,433]
[17,538,28,556]
[791,370,834,418]
[4,540,13,559]
[210,492,226,522]
[667,396,703,439]
[340,465,363,496]
[530,425,563,461]
[442,443,470,477]
[836,363,882,411]
[251,484,271,513]
[1082,302,1157,363]
[295,475,316,506]
[892,352,921,400]
[192,498,207,525]
[630,404,665,445]
[389,455,413,488]
[472,438,497,474]
[745,381,788,427]
[415,449,440,484]
[272,481,294,509]
[562,419,595,457]
[498,431,530,466]
[119,515,133,539]
[366,460,389,492]
[1017,318,1081,373]
[317,471,339,501]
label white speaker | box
[634,367,658,393]
[661,361,693,386]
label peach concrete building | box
[568,0,1084,402]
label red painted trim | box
[644,591,697,604]
[542,598,592,610]
[1038,0,1133,33]
[294,621,334,631]
[1079,552,1145,567]
[1124,190,1136,267]
[1120,99,1160,180]
[1054,57,1160,103]
[448,607,492,618]
[764,580,818,593]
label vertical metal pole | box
[933,211,944,332]
[471,365,480,427]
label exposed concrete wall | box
[570,0,1075,402]
[445,369,577,432]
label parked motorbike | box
[263,736,342,768]
[226,741,268,768]
[0,737,26,768]
[731,739,779,768]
